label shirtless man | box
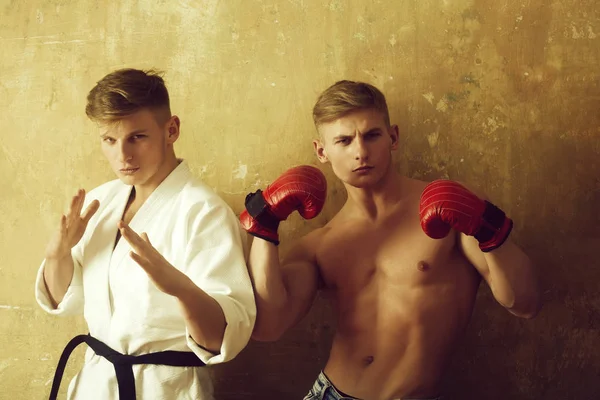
[240,80,541,400]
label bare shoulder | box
[409,177,430,191]
[402,177,431,201]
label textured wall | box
[1,1,598,399]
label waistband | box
[48,334,205,400]
[311,371,443,400]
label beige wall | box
[1,1,598,399]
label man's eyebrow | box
[127,129,147,136]
[333,133,353,140]
[100,129,147,138]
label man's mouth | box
[120,167,139,174]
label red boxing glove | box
[419,180,513,252]
[240,165,327,245]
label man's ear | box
[166,115,181,144]
[313,139,329,164]
[389,124,399,150]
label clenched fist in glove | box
[240,165,327,245]
[419,180,513,252]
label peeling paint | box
[436,98,448,112]
[427,132,439,147]
[422,92,435,104]
[233,163,248,180]
[0,305,23,310]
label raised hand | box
[45,189,100,260]
[419,180,512,252]
[240,165,327,245]
[118,220,186,296]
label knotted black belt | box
[49,334,206,400]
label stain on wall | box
[1,1,598,399]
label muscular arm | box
[248,236,320,341]
[460,233,541,319]
[420,179,542,319]
[238,164,326,340]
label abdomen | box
[325,258,479,399]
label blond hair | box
[312,80,390,127]
[85,68,171,123]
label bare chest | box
[315,213,464,292]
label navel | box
[417,261,430,272]
[363,355,374,366]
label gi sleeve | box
[183,200,256,365]
[34,190,101,316]
[34,249,85,316]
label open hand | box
[45,189,100,260]
[118,220,186,296]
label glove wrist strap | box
[244,190,281,231]
[475,201,513,252]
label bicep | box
[280,257,320,328]
[459,231,490,283]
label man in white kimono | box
[35,68,256,400]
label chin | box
[349,181,378,189]
[344,176,381,189]
[116,174,141,186]
[346,175,390,189]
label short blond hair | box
[312,80,390,127]
[85,68,171,123]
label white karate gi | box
[35,160,256,400]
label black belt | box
[49,334,206,400]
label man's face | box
[98,108,178,187]
[314,108,398,188]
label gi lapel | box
[108,161,192,273]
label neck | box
[342,166,404,220]
[134,155,180,203]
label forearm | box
[247,238,290,339]
[43,255,75,308]
[484,239,541,318]
[176,276,226,354]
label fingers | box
[141,232,151,245]
[66,189,100,226]
[129,250,150,269]
[81,200,100,224]
[66,191,80,223]
[71,189,84,213]
[66,189,85,225]
[118,221,149,255]
[59,215,67,235]
[123,227,157,274]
